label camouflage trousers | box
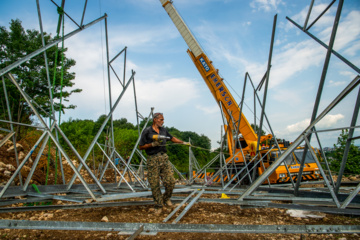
[147,152,175,207]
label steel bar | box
[36,0,65,185]
[172,189,205,224]
[67,72,135,190]
[50,0,80,29]
[118,109,153,188]
[306,0,336,31]
[2,77,23,186]
[126,225,144,240]
[97,188,192,202]
[133,73,141,135]
[0,14,107,77]
[104,17,116,182]
[247,73,296,188]
[109,46,126,64]
[0,120,46,129]
[114,150,147,188]
[55,124,107,194]
[22,134,52,191]
[27,193,84,203]
[0,131,15,148]
[286,18,360,75]
[303,0,315,30]
[163,189,198,223]
[96,143,135,192]
[7,69,99,199]
[295,0,344,196]
[239,75,360,201]
[335,85,360,194]
[341,182,360,208]
[80,0,88,27]
[303,137,340,207]
[0,129,50,198]
[1,220,359,234]
[313,128,335,187]
[110,64,124,87]
[0,200,158,213]
[255,14,277,166]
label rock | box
[6,164,16,171]
[7,143,23,152]
[84,199,94,204]
[18,151,25,160]
[43,213,54,220]
[4,140,12,148]
[0,162,6,168]
[4,170,11,176]
[349,176,357,181]
[101,216,109,222]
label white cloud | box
[289,4,335,32]
[285,114,344,133]
[135,78,199,111]
[328,80,347,87]
[250,0,284,12]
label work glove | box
[151,141,161,147]
[182,142,191,146]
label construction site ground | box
[0,135,360,239]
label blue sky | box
[1,0,359,149]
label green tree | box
[60,118,96,157]
[114,128,140,163]
[329,129,360,175]
[0,19,81,137]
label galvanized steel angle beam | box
[0,132,15,148]
[95,143,135,192]
[0,14,107,77]
[163,189,198,223]
[172,189,205,224]
[0,219,359,234]
[0,200,157,214]
[238,75,360,203]
[66,72,136,192]
[117,109,154,188]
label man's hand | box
[182,142,191,146]
[151,141,161,147]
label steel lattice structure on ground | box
[0,0,359,236]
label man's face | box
[154,115,164,127]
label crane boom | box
[160,0,258,155]
[160,0,323,185]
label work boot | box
[165,199,173,207]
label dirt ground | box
[0,134,360,239]
[0,195,359,240]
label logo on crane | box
[199,57,210,72]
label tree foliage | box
[0,19,81,137]
[328,129,360,175]
[59,116,213,173]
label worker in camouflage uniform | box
[139,112,189,212]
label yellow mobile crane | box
[159,0,321,184]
